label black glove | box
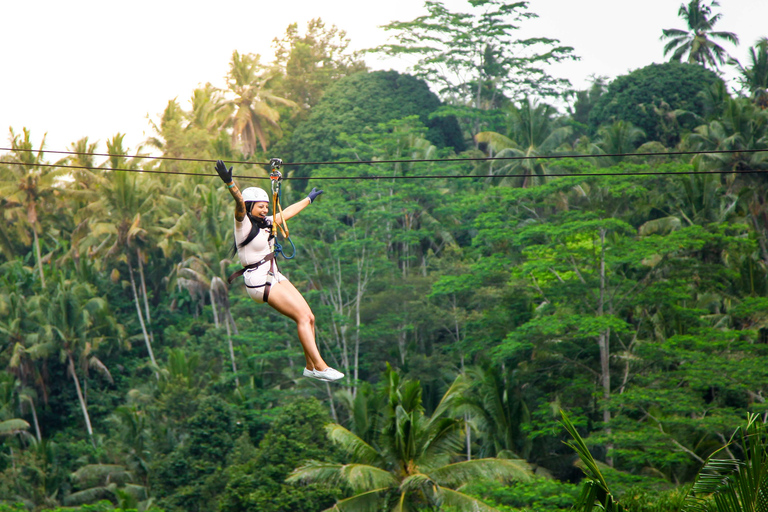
[215,160,233,183]
[307,187,324,203]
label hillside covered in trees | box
[2,1,768,511]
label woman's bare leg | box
[266,280,329,371]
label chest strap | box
[227,252,275,284]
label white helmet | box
[241,187,269,203]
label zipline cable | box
[6,160,768,181]
[1,146,767,168]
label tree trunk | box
[225,316,239,387]
[68,355,94,445]
[137,249,151,324]
[227,307,239,335]
[326,382,338,423]
[209,288,220,328]
[598,228,613,467]
[33,229,45,289]
[128,263,157,368]
[23,397,42,442]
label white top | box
[234,215,274,266]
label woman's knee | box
[301,310,315,326]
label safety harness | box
[226,158,294,304]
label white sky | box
[1,0,766,155]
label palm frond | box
[322,487,389,512]
[0,418,30,435]
[638,216,682,236]
[341,464,399,492]
[326,423,382,465]
[72,464,132,487]
[561,411,624,511]
[429,457,532,487]
[286,460,345,487]
[475,131,517,152]
[63,486,117,506]
[438,487,500,512]
[682,413,768,512]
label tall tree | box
[475,99,573,186]
[374,0,575,137]
[221,51,296,158]
[27,276,119,443]
[661,0,738,69]
[731,38,768,109]
[272,18,366,111]
[77,134,160,369]
[0,128,63,288]
[288,367,532,511]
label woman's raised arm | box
[215,160,246,222]
[274,187,323,224]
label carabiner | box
[269,157,283,195]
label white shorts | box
[243,265,288,304]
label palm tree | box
[0,128,65,288]
[595,120,646,166]
[685,97,768,174]
[475,99,572,187]
[162,183,240,384]
[661,0,739,70]
[27,276,119,443]
[78,134,159,369]
[288,366,532,511]
[458,362,531,460]
[563,411,768,512]
[221,51,296,157]
[731,38,768,109]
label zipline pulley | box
[268,157,296,260]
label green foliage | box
[588,63,722,145]
[5,14,768,512]
[287,70,465,179]
[150,396,236,512]
[219,397,339,512]
[289,367,533,511]
[461,476,581,511]
[374,0,575,103]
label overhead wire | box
[1,147,767,181]
[3,160,768,181]
[1,146,767,168]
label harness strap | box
[243,275,273,304]
[227,253,275,284]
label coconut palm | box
[731,38,768,109]
[685,97,768,174]
[458,362,531,460]
[221,50,297,157]
[289,366,532,511]
[661,0,739,70]
[595,120,647,166]
[475,99,572,187]
[26,276,119,442]
[563,411,768,512]
[162,182,240,384]
[0,128,66,288]
[78,134,159,369]
[0,371,31,441]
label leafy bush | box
[588,62,722,145]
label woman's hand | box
[307,187,324,203]
[215,160,233,183]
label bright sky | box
[2,0,766,155]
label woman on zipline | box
[215,159,344,382]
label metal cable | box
[1,146,766,168]
[4,160,768,181]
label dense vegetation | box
[2,1,768,511]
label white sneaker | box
[303,367,345,382]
